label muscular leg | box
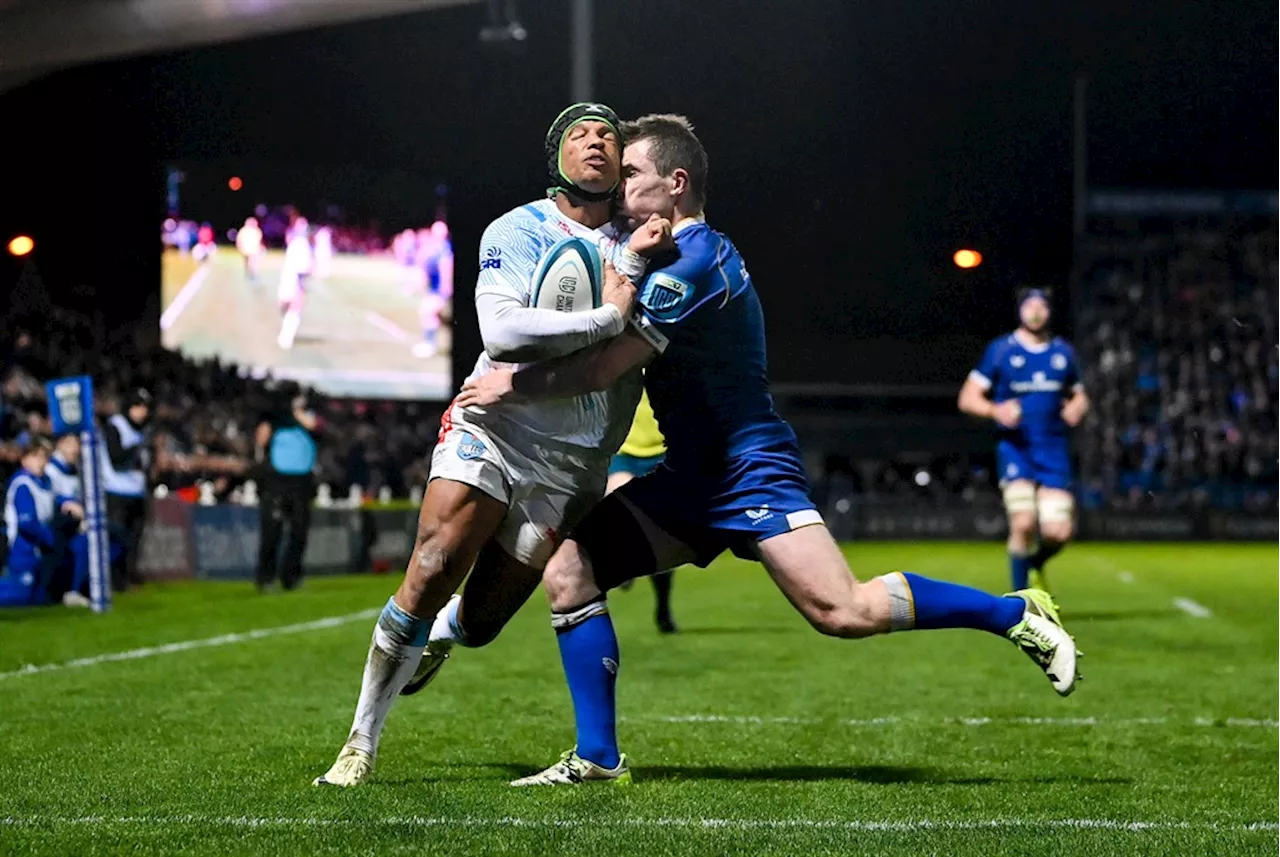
[1030,487,1074,581]
[430,540,545,649]
[606,469,675,628]
[1003,479,1039,590]
[331,479,506,766]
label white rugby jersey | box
[462,198,643,451]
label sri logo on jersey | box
[1051,353,1067,370]
[480,247,502,270]
[1010,354,1026,368]
[640,273,693,322]
[457,431,487,461]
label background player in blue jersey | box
[958,289,1090,593]
[457,115,1082,786]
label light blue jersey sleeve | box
[474,207,626,363]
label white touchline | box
[0,816,1274,833]
[364,311,411,343]
[0,609,378,681]
[1172,597,1213,619]
[627,714,1278,729]
[159,266,212,331]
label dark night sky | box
[2,0,1275,386]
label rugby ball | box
[530,237,603,313]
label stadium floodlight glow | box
[228,176,243,191]
[953,248,983,269]
[7,235,34,257]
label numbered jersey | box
[969,332,1082,446]
[464,199,640,452]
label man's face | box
[129,403,150,425]
[57,435,81,463]
[1020,296,1050,333]
[622,139,675,225]
[560,120,621,194]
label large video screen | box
[160,162,452,399]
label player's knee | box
[1040,522,1072,545]
[410,518,469,582]
[542,541,594,611]
[1007,512,1037,544]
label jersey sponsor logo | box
[1010,354,1026,368]
[745,504,774,525]
[1051,353,1068,370]
[480,247,502,270]
[457,431,487,461]
[1009,371,1063,393]
[645,273,689,313]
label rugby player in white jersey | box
[314,102,673,786]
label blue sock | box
[378,597,429,647]
[884,572,1025,636]
[1009,551,1032,590]
[554,604,620,769]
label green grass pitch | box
[1,542,1275,856]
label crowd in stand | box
[1075,222,1278,511]
[1,312,443,500]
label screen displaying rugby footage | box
[160,162,453,400]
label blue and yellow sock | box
[880,572,1025,636]
[552,597,620,769]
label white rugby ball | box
[530,237,603,313]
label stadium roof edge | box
[0,0,483,95]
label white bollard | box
[198,481,217,506]
[409,485,424,506]
[315,483,333,508]
[241,479,259,507]
[348,484,363,508]
[377,486,392,504]
[154,484,170,499]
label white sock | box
[345,625,424,755]
[278,310,301,348]
[428,594,462,649]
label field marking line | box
[1085,552,1217,620]
[1172,597,1213,619]
[160,266,212,331]
[0,815,1274,833]
[0,609,378,681]
[364,311,412,343]
[627,714,1278,729]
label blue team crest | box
[457,431,487,461]
[1051,353,1067,370]
[640,273,693,321]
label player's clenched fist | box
[991,399,1021,429]
[1060,396,1088,427]
[602,261,637,316]
[627,212,675,257]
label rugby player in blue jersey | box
[958,289,1090,593]
[456,114,1082,786]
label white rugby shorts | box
[430,406,607,569]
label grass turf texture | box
[0,542,1275,856]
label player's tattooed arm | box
[457,327,656,407]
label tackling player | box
[608,388,676,633]
[456,115,1081,786]
[313,102,672,787]
[957,288,1089,593]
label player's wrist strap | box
[615,248,646,280]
